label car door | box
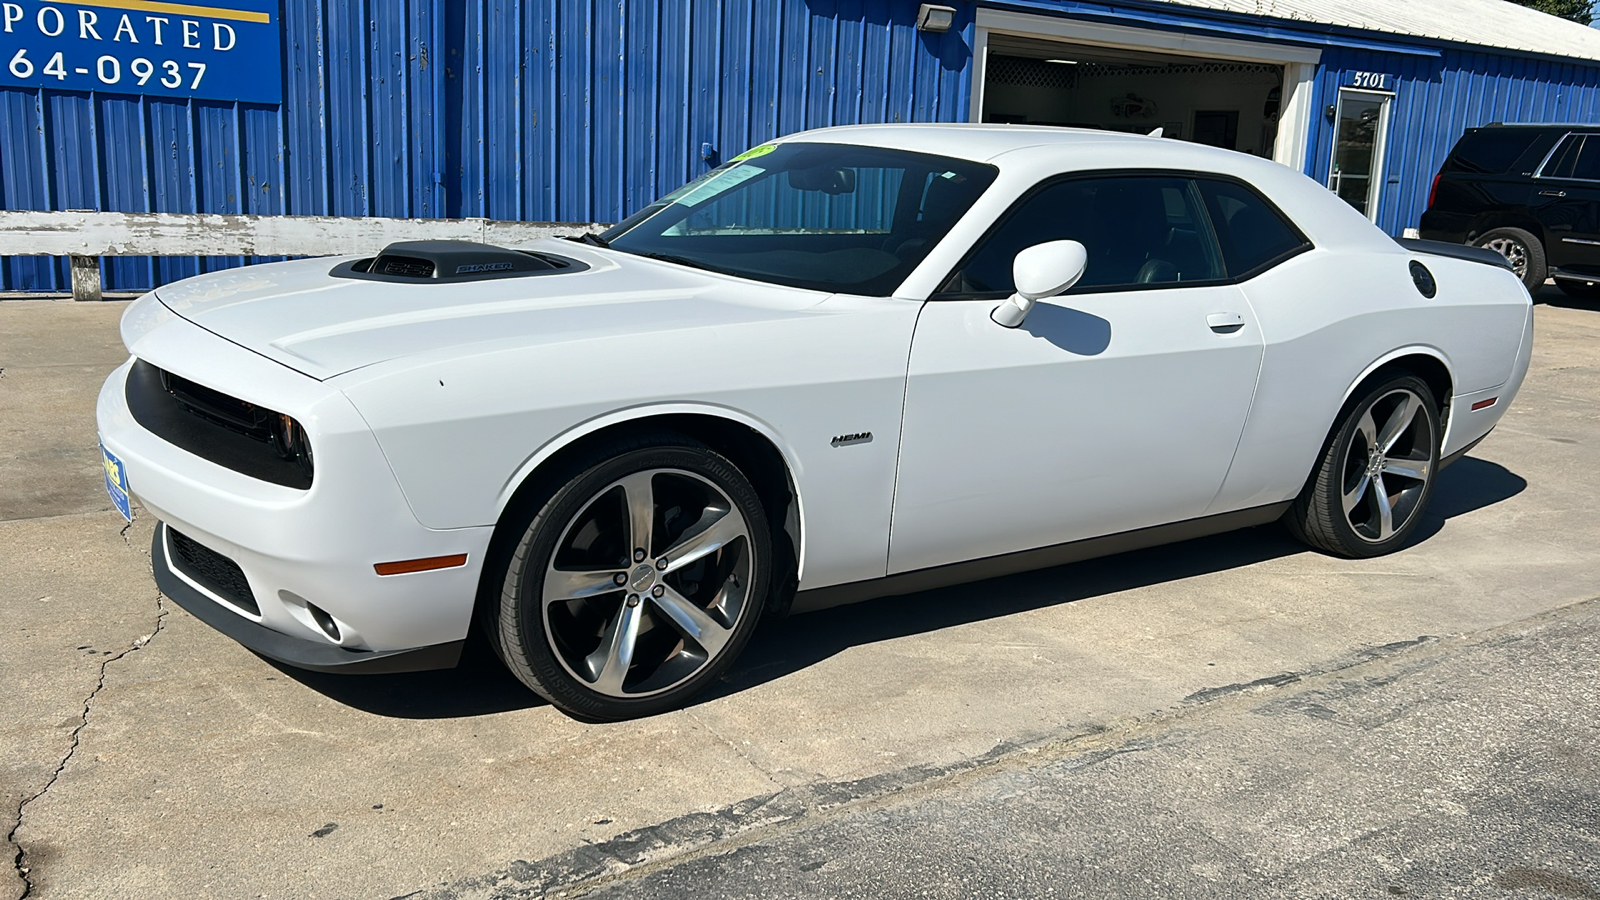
[1532,132,1600,273]
[888,174,1266,575]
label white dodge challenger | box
[97,125,1533,720]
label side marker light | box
[374,554,468,576]
[1470,397,1498,411]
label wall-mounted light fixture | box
[916,4,956,33]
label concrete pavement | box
[2,288,1597,899]
[553,598,1600,900]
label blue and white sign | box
[100,442,131,522]
[0,0,280,103]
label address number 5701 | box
[9,49,207,89]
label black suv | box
[1420,124,1600,297]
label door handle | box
[1539,189,1567,198]
[1206,312,1245,334]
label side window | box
[1539,134,1581,179]
[1570,136,1600,181]
[1441,129,1542,175]
[941,175,1223,295]
[1196,179,1309,279]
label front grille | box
[163,369,278,437]
[167,528,259,616]
[125,360,313,489]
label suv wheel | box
[1474,226,1546,293]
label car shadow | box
[264,629,548,718]
[1532,280,1600,312]
[272,456,1525,719]
[706,456,1527,705]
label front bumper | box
[98,305,494,665]
[153,523,463,673]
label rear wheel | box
[491,435,771,720]
[1474,226,1546,294]
[1286,375,1440,558]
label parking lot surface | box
[3,289,1598,899]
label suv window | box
[1196,179,1309,278]
[1569,136,1600,181]
[1541,134,1581,179]
[1442,128,1545,175]
[938,175,1224,296]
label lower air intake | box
[167,527,260,617]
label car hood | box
[153,241,828,380]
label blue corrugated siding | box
[10,0,1600,293]
[0,0,972,292]
[1309,47,1600,236]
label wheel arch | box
[1337,347,1455,423]
[477,405,806,623]
[1304,347,1455,492]
[1468,216,1549,252]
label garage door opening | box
[978,36,1287,159]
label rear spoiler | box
[1394,237,1512,270]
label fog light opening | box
[306,603,342,642]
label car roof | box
[778,123,1175,163]
[775,123,1314,190]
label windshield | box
[601,142,997,296]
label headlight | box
[272,414,315,482]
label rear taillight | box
[1426,172,1442,210]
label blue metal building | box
[3,0,1599,292]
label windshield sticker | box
[674,164,765,207]
[731,143,778,162]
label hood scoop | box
[330,240,588,284]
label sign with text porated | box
[0,1,280,103]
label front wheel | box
[491,435,772,720]
[1286,375,1440,558]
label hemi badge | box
[1470,397,1498,411]
[831,432,873,448]
[375,554,468,576]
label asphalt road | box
[2,287,1597,899]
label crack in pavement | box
[5,590,168,900]
[683,709,786,793]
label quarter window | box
[1570,136,1600,181]
[1541,135,1581,179]
[938,175,1224,296]
[1195,179,1309,279]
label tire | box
[1555,278,1600,300]
[1474,226,1546,294]
[489,433,772,721]
[1286,375,1441,559]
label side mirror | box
[991,240,1088,328]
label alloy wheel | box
[1480,236,1528,278]
[540,468,755,698]
[1339,388,1435,543]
